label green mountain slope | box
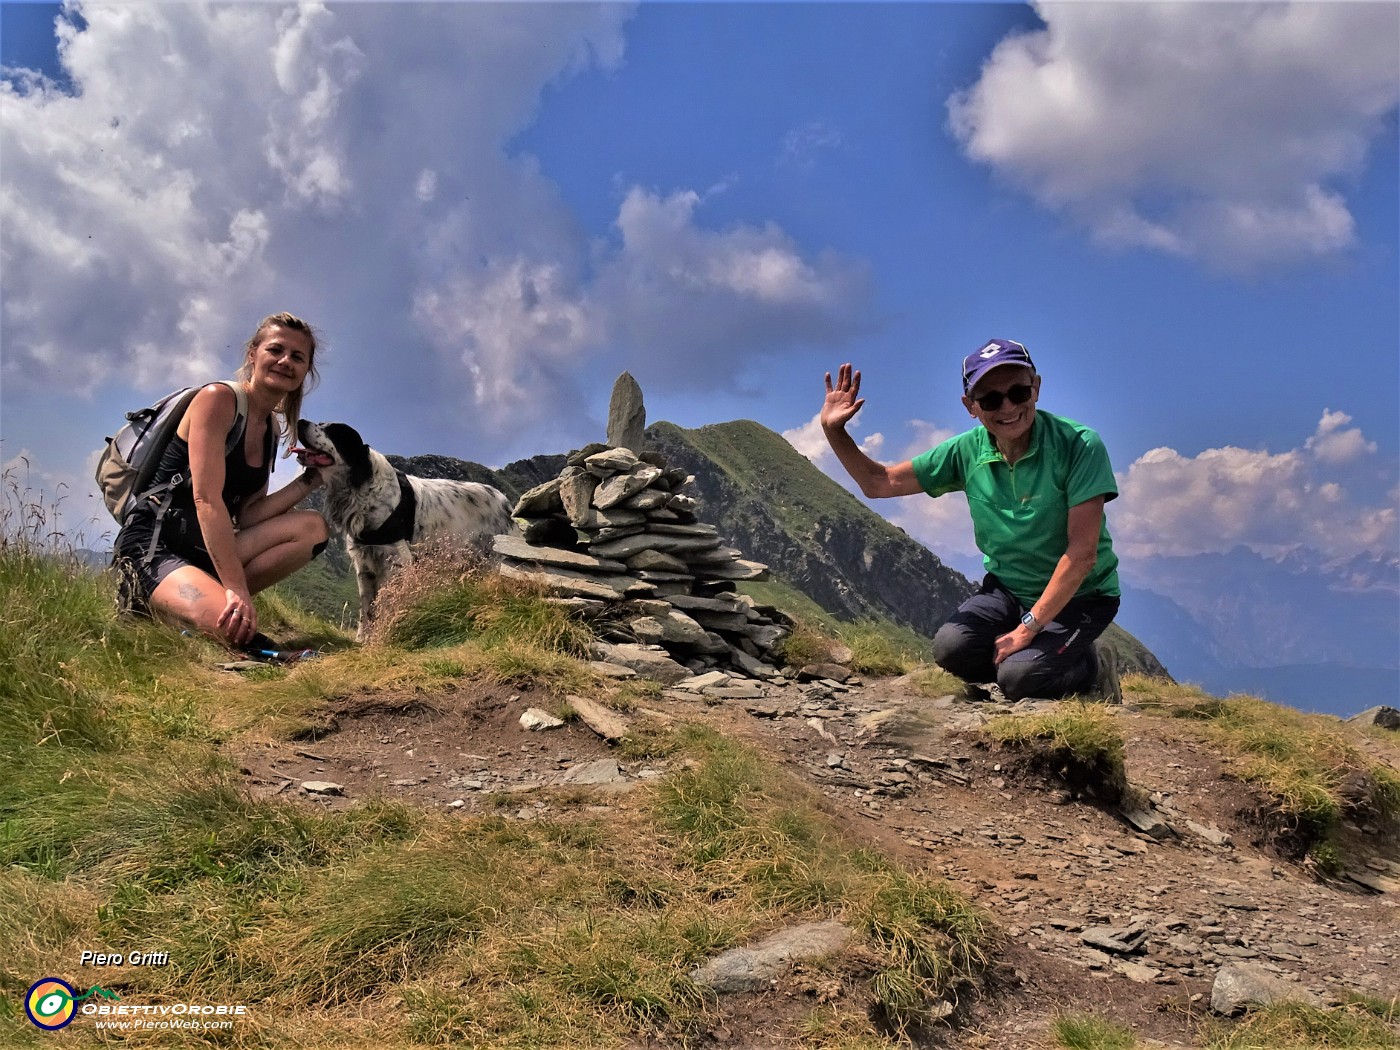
[644,419,972,638]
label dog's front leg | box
[350,544,381,643]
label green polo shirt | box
[910,410,1120,608]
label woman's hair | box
[234,312,321,457]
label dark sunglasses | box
[972,383,1035,412]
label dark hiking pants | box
[932,574,1120,701]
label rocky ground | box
[236,667,1399,1048]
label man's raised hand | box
[822,363,865,432]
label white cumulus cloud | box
[948,2,1400,270]
[1114,410,1395,560]
[3,2,872,464]
[593,187,871,385]
[1305,408,1377,464]
[782,411,884,478]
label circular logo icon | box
[26,978,77,1030]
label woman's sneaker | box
[1093,640,1123,704]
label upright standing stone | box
[607,372,647,453]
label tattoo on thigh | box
[177,581,203,604]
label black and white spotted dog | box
[295,420,512,640]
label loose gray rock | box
[589,660,638,679]
[689,921,854,993]
[620,489,670,512]
[1081,924,1149,955]
[560,472,599,525]
[590,532,723,560]
[590,641,691,685]
[692,558,770,581]
[512,478,565,517]
[702,683,768,700]
[798,662,853,683]
[669,593,743,612]
[631,610,709,647]
[499,563,636,601]
[1210,963,1321,1016]
[676,671,732,691]
[574,507,648,530]
[565,442,611,467]
[494,534,627,573]
[1113,960,1163,983]
[728,645,779,679]
[594,466,663,509]
[584,447,639,476]
[520,708,565,731]
[555,759,625,785]
[1120,803,1173,840]
[1346,705,1400,730]
[1185,820,1234,847]
[626,549,691,573]
[301,781,345,796]
[647,522,719,537]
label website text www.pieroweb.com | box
[23,975,249,1033]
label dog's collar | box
[353,471,417,546]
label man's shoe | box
[959,681,994,703]
[1093,640,1123,704]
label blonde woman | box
[114,312,329,651]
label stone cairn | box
[491,373,792,684]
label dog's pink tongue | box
[290,447,334,467]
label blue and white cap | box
[962,338,1036,393]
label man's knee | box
[997,650,1088,702]
[996,657,1043,702]
[931,622,972,669]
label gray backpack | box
[96,381,247,523]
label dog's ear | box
[322,423,372,488]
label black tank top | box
[150,420,274,518]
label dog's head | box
[295,420,373,488]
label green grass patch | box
[986,702,1127,801]
[777,616,927,677]
[1052,1013,1136,1047]
[2,494,994,1048]
[656,727,990,1036]
[1343,991,1399,1023]
[1157,693,1400,851]
[1052,1012,1138,1049]
[371,544,594,660]
[1205,999,1400,1048]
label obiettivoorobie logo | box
[24,979,120,1031]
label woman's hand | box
[822,363,866,432]
[299,467,323,494]
[216,587,258,647]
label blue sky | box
[2,1,1397,590]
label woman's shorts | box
[113,506,217,615]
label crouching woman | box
[113,312,329,651]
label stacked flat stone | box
[494,442,789,679]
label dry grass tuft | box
[1149,692,1400,853]
[986,702,1128,802]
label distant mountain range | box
[1113,546,1398,717]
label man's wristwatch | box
[1020,611,1041,633]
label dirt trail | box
[236,672,1399,1048]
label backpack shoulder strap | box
[216,381,248,453]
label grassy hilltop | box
[3,483,1399,1048]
